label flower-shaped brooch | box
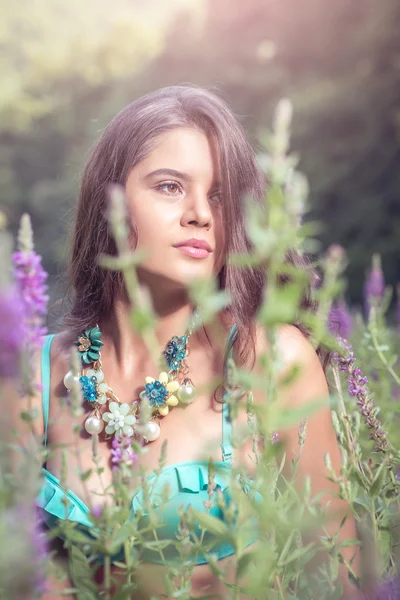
[102,402,137,439]
[75,326,104,365]
[164,335,187,371]
[139,372,180,416]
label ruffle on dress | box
[37,468,93,528]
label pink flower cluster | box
[110,436,138,471]
[328,299,352,339]
[0,287,26,378]
[12,250,49,351]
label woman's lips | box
[175,246,210,259]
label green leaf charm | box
[75,326,104,365]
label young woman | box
[32,85,357,598]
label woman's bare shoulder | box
[50,330,76,356]
[254,323,326,393]
[255,323,319,366]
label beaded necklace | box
[63,318,197,444]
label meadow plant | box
[329,297,352,340]
[12,214,49,353]
[1,102,399,600]
[363,254,385,317]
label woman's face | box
[125,127,225,291]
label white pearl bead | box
[86,369,96,379]
[142,421,161,442]
[63,370,80,390]
[98,382,108,393]
[177,384,196,404]
[84,415,104,435]
[95,370,105,383]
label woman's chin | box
[137,265,215,291]
[175,265,216,285]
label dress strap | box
[41,334,55,448]
[221,401,232,463]
[221,323,237,463]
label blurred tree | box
[0,0,203,300]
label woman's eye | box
[210,191,223,204]
[156,181,182,196]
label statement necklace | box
[63,320,197,444]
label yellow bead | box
[145,376,155,384]
[159,372,168,384]
[158,405,169,416]
[166,380,179,393]
[167,394,178,406]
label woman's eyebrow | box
[144,168,222,189]
[144,168,192,182]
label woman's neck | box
[99,293,195,370]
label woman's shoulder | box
[253,323,329,418]
[254,322,324,377]
[45,330,76,362]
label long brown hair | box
[62,85,324,369]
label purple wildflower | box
[328,299,352,339]
[0,286,26,378]
[376,576,400,600]
[363,254,385,317]
[334,337,389,452]
[12,249,49,351]
[92,505,103,519]
[271,431,280,444]
[111,435,138,471]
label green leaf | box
[111,561,128,569]
[68,546,97,598]
[79,469,93,482]
[111,584,140,600]
[278,452,287,475]
[20,410,35,423]
[370,460,388,497]
[274,398,326,429]
[236,552,256,579]
[277,528,296,566]
[65,528,96,545]
[109,521,138,552]
[190,508,233,540]
[278,542,315,566]
[99,249,147,270]
[130,307,154,333]
[338,539,361,548]
[141,539,174,551]
[259,283,304,325]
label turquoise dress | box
[36,325,260,565]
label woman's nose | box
[180,191,213,229]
